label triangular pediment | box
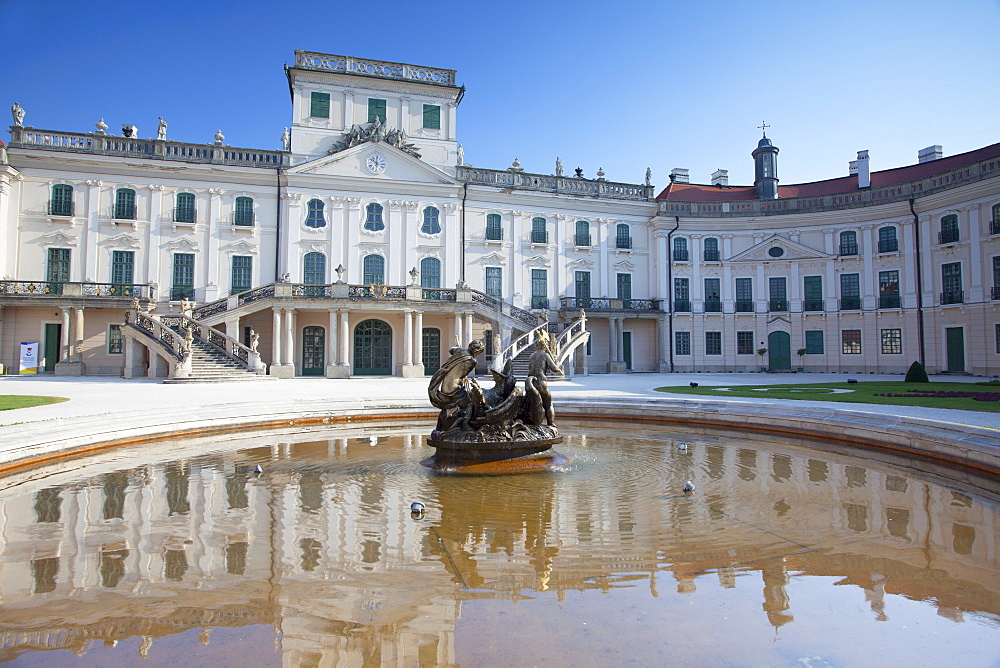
[287,143,457,185]
[728,235,830,262]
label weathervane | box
[758,121,770,137]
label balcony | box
[703,299,722,313]
[616,236,633,249]
[673,299,691,312]
[171,286,195,301]
[991,219,1000,235]
[878,239,898,253]
[840,297,862,310]
[878,294,901,309]
[485,226,503,241]
[233,211,255,226]
[530,230,548,244]
[803,299,824,312]
[735,299,754,313]
[993,286,1000,300]
[940,290,964,305]
[113,204,137,220]
[48,200,74,217]
[574,233,591,247]
[672,249,689,262]
[559,297,661,312]
[938,229,960,244]
[531,296,550,310]
[703,249,720,262]
[173,207,197,224]
[768,299,788,312]
[0,280,151,303]
[839,243,859,256]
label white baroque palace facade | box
[1,51,998,378]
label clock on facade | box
[366,153,387,174]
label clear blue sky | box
[3,0,998,188]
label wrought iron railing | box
[113,204,137,220]
[673,249,689,262]
[574,233,591,247]
[421,288,456,301]
[457,166,654,201]
[993,286,1000,300]
[878,295,901,309]
[349,285,407,300]
[840,297,862,310]
[878,239,898,253]
[238,284,274,307]
[939,229,960,244]
[703,299,722,313]
[616,236,633,249]
[991,219,1000,235]
[171,286,195,301]
[531,296,549,310]
[233,211,255,226]
[803,299,825,312]
[560,297,660,311]
[0,281,149,298]
[531,230,548,244]
[703,249,720,261]
[839,243,858,256]
[172,207,196,224]
[485,226,503,241]
[294,284,332,297]
[735,299,754,313]
[940,291,964,305]
[48,200,74,216]
[673,299,691,312]
[768,299,788,312]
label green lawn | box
[654,381,1000,413]
[0,395,68,411]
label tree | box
[904,360,929,383]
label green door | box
[768,331,791,370]
[43,323,61,372]
[422,327,441,375]
[301,326,325,376]
[946,327,965,372]
[622,331,632,370]
[354,319,392,375]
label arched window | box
[673,237,688,261]
[174,192,195,223]
[50,184,73,216]
[303,252,326,284]
[363,254,385,284]
[575,220,591,247]
[364,203,384,231]
[531,217,547,244]
[878,226,898,253]
[234,196,254,226]
[485,213,502,240]
[616,223,631,249]
[939,214,959,244]
[703,237,719,261]
[305,199,326,228]
[839,230,858,255]
[421,206,440,234]
[420,257,441,288]
[114,188,136,220]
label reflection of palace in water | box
[0,426,997,663]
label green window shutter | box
[368,98,386,123]
[310,92,330,118]
[422,104,441,129]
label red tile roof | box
[656,143,1000,202]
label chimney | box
[848,150,870,189]
[710,169,729,187]
[669,168,690,184]
[918,145,943,163]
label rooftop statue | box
[11,102,25,127]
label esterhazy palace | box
[1,51,999,380]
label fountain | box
[424,331,568,474]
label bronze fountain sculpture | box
[424,331,567,474]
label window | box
[531,269,548,309]
[368,98,386,123]
[840,273,861,310]
[839,230,858,255]
[805,330,824,354]
[173,192,195,223]
[842,329,861,354]
[616,223,632,249]
[879,270,900,308]
[234,196,254,226]
[675,331,691,355]
[108,324,123,354]
[881,328,902,354]
[303,252,326,284]
[171,253,195,300]
[706,331,722,355]
[420,257,441,288]
[50,184,73,216]
[673,237,689,261]
[704,278,721,312]
[704,237,719,261]
[305,199,326,228]
[803,275,823,311]
[939,214,959,244]
[421,206,440,234]
[575,271,591,304]
[737,331,754,355]
[486,213,503,240]
[575,220,591,247]
[674,278,690,312]
[735,277,753,312]
[992,204,1000,235]
[532,217,548,244]
[617,273,632,301]
[996,324,1000,354]
[485,267,502,299]
[364,203,384,231]
[941,262,963,304]
[231,256,252,295]
[422,104,440,129]
[878,226,898,253]
[768,277,787,312]
[994,256,1000,300]
[310,92,330,118]
[47,248,70,290]
[114,188,136,220]
[363,254,384,284]
[111,250,134,295]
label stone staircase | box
[162,337,272,384]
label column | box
[608,317,618,371]
[339,310,350,372]
[74,307,85,363]
[403,310,413,365]
[860,224,876,309]
[414,310,424,373]
[327,308,339,375]
[343,90,355,128]
[271,308,282,370]
[285,309,296,373]
[464,312,474,344]
[967,204,983,301]
[658,314,670,372]
[454,313,463,346]
[61,308,71,361]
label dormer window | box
[305,199,326,228]
[310,92,330,118]
[50,184,73,217]
[368,98,386,123]
[365,203,385,231]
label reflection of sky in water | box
[0,422,997,666]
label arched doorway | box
[354,319,392,375]
[302,326,325,376]
[422,327,441,375]
[768,331,791,370]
